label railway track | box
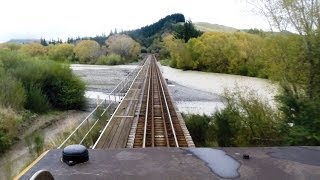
[133,55,188,148]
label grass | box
[194,22,238,32]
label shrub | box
[0,107,21,152]
[185,114,212,146]
[48,43,74,62]
[212,90,283,147]
[74,40,100,64]
[184,89,284,147]
[277,84,320,145]
[213,106,239,147]
[96,54,122,65]
[0,50,86,112]
[34,133,44,155]
[20,43,47,57]
[0,73,26,110]
[0,43,22,51]
[41,63,86,110]
[0,49,27,70]
[25,85,50,113]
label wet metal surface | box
[20,147,320,180]
[267,146,320,166]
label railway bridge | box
[17,55,320,180]
[93,55,194,149]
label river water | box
[77,64,279,115]
[161,66,279,115]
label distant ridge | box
[6,39,39,44]
[126,13,185,47]
[194,22,238,32]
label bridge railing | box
[58,58,146,149]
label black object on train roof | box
[62,144,89,166]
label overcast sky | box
[0,0,270,42]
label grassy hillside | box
[194,22,238,32]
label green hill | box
[126,13,185,47]
[6,39,39,44]
[194,22,238,32]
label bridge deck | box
[93,59,149,149]
[94,55,194,149]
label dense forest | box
[125,13,185,47]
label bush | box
[96,54,123,65]
[25,85,50,113]
[212,90,283,147]
[0,50,86,112]
[74,40,100,64]
[0,107,21,152]
[0,43,22,51]
[34,133,44,155]
[213,106,239,147]
[277,84,320,145]
[20,43,47,57]
[41,63,86,110]
[185,114,212,146]
[184,89,284,147]
[0,73,26,110]
[48,44,74,62]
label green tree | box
[174,20,203,42]
[251,0,320,145]
[74,40,100,64]
[106,34,141,61]
[262,34,306,83]
[20,43,47,57]
[40,38,48,46]
[48,43,74,62]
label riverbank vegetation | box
[185,90,284,147]
[0,49,86,152]
[0,33,141,66]
[184,0,320,146]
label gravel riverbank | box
[72,63,278,115]
[161,65,278,115]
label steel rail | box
[142,60,152,148]
[153,58,170,147]
[154,55,179,147]
[151,62,155,147]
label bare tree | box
[249,0,319,34]
[106,34,140,61]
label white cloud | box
[0,0,269,42]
